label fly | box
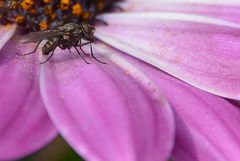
[17,23,106,64]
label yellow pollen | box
[60,0,70,10]
[15,15,25,24]
[39,21,49,30]
[5,23,13,30]
[20,0,34,10]
[43,0,53,3]
[29,9,36,15]
[82,12,90,20]
[72,3,83,16]
[51,13,56,20]
[44,6,53,15]
[0,1,4,8]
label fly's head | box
[80,23,96,42]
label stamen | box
[39,21,49,30]
[0,0,118,33]
[43,0,53,3]
[60,0,70,10]
[20,0,34,10]
[72,3,83,16]
[15,15,25,24]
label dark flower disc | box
[0,0,117,32]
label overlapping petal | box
[124,0,240,23]
[96,12,240,100]
[0,1,239,161]
[0,39,57,160]
[0,24,16,50]
[39,48,175,161]
[138,62,240,161]
[108,46,240,161]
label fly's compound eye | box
[81,24,95,41]
[60,0,70,10]
[82,24,95,35]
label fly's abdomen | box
[42,38,59,55]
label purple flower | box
[1,0,240,161]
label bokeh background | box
[18,136,84,161]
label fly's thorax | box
[58,23,82,40]
[58,23,78,32]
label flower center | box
[0,0,117,32]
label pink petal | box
[122,51,240,161]
[124,0,240,23]
[0,25,16,50]
[39,48,175,161]
[0,40,57,160]
[96,12,240,100]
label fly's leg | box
[78,39,91,55]
[40,50,55,64]
[78,40,106,64]
[80,41,91,47]
[74,46,90,64]
[17,40,42,56]
[90,43,107,64]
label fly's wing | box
[16,29,63,43]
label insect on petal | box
[39,47,175,161]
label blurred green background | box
[17,136,175,161]
[18,136,85,161]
